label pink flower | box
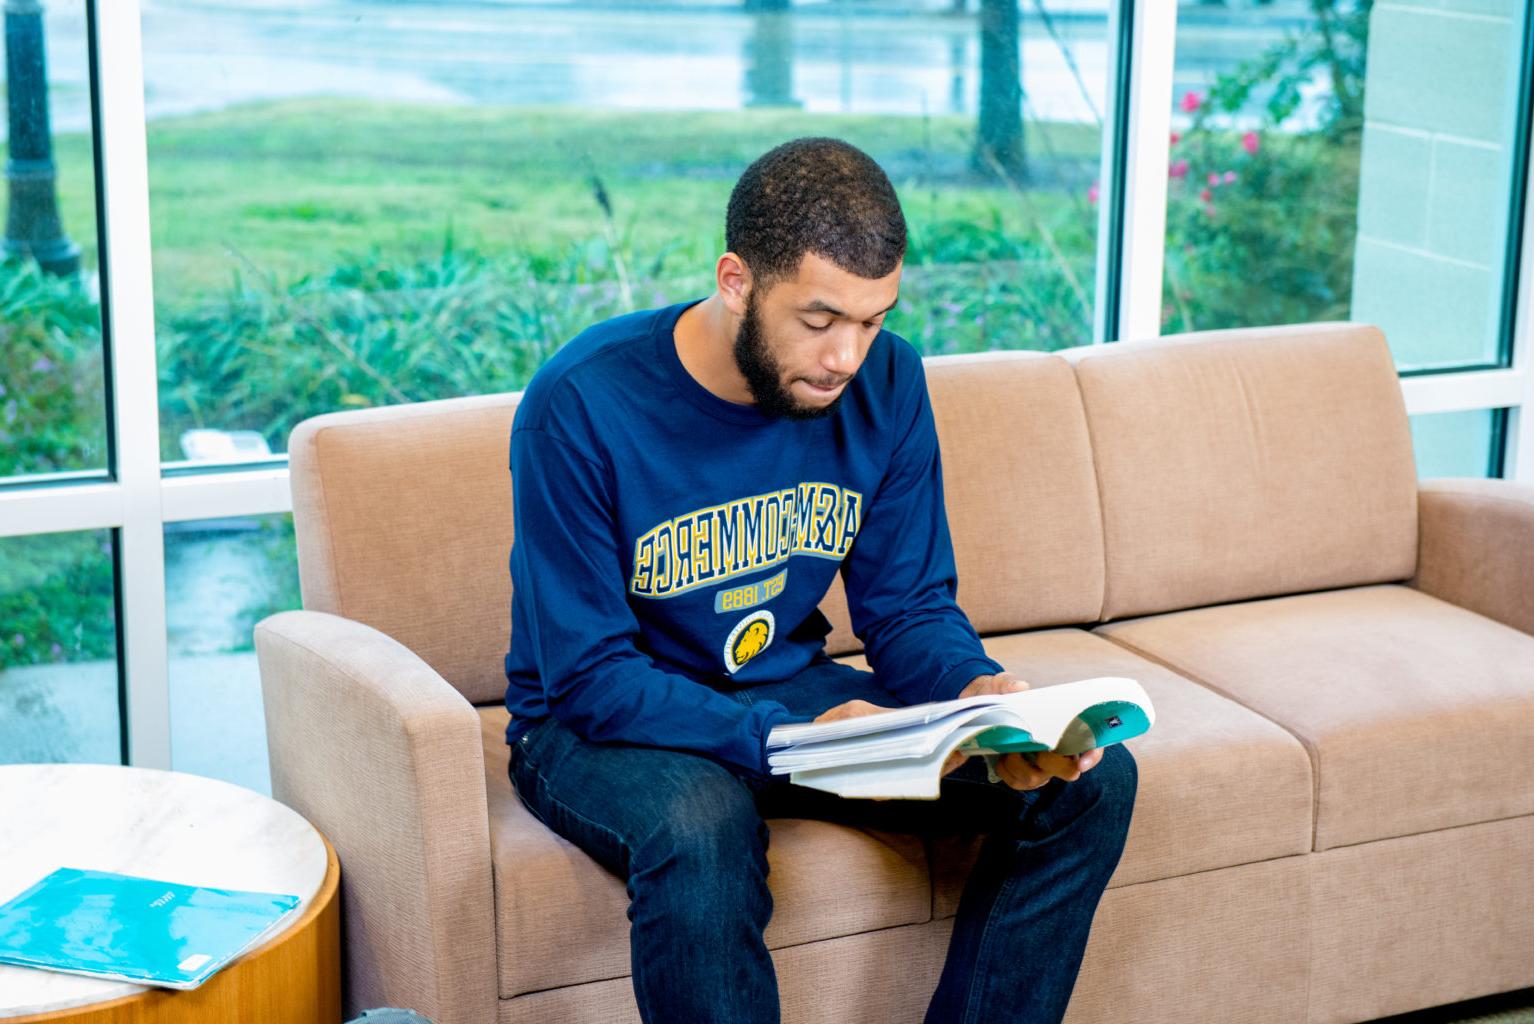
[1181,91,1202,114]
[1242,131,1260,155]
[1207,172,1220,187]
[1170,131,1181,146]
[1223,170,1238,184]
[1087,180,1100,204]
[1199,187,1212,202]
[1169,158,1189,179]
[1203,203,1217,218]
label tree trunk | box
[973,0,1024,179]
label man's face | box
[732,250,902,420]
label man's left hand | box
[941,671,1105,789]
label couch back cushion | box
[818,350,1105,654]
[289,393,520,705]
[289,348,1109,701]
[1059,322,1418,622]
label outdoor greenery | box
[1162,0,1371,331]
[1,6,1375,668]
[0,531,115,668]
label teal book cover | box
[0,867,301,990]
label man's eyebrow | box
[801,296,900,318]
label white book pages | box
[767,676,1155,800]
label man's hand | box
[939,672,1105,790]
[813,699,895,725]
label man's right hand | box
[813,698,896,724]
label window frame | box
[0,0,1527,771]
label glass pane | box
[0,0,108,479]
[0,530,120,763]
[1409,408,1502,480]
[1162,1,1528,372]
[144,1,1112,462]
[165,514,299,794]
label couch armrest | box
[1409,478,1534,638]
[254,610,497,1024]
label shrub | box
[0,259,106,477]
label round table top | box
[0,764,328,1020]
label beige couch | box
[254,321,1534,1024]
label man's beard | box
[732,293,845,421]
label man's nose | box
[823,332,859,377]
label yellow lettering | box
[694,514,715,582]
[839,491,862,554]
[674,520,694,590]
[653,527,673,594]
[632,533,654,593]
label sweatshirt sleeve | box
[839,359,1005,707]
[509,425,811,780]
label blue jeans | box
[507,654,1137,1024]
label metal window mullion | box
[93,0,170,769]
[1104,0,1176,343]
[1399,367,1526,417]
[1508,71,1534,483]
[161,466,294,523]
[0,482,123,537]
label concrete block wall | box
[1349,0,1525,370]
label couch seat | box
[480,710,932,999]
[1094,583,1534,851]
[836,626,1315,917]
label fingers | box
[1034,751,1085,781]
[996,752,1051,791]
[813,699,893,724]
[940,750,967,777]
[994,749,1108,791]
[994,671,1032,694]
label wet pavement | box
[30,0,1329,135]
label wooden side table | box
[0,765,341,1023]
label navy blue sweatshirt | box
[502,298,1004,780]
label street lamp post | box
[4,0,79,277]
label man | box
[503,136,1136,1024]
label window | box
[165,515,298,793]
[1409,409,1507,479]
[1161,0,1530,376]
[0,530,120,764]
[143,0,1116,463]
[0,0,107,480]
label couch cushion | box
[1057,323,1417,621]
[835,626,1314,916]
[290,394,521,705]
[1095,583,1534,851]
[480,709,932,998]
[818,349,1104,655]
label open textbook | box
[766,676,1155,800]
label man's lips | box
[803,379,847,393]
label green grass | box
[36,99,1101,301]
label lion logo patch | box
[724,610,776,675]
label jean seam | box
[517,755,663,1017]
[524,758,633,867]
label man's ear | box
[717,252,752,317]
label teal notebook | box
[0,867,301,990]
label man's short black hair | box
[725,137,907,288]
